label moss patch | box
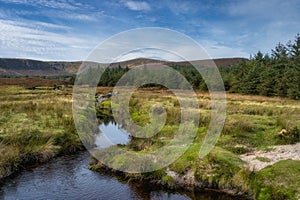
[253,160,300,200]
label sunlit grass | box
[93,88,300,198]
[1,85,299,198]
[0,86,82,179]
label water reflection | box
[95,121,130,149]
[0,120,244,200]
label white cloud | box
[33,21,71,31]
[2,0,298,61]
[164,0,199,15]
[0,0,92,10]
[228,0,300,21]
[0,0,72,9]
[5,7,111,23]
[0,19,250,62]
[226,0,300,54]
[0,19,100,61]
[157,0,214,16]
[200,40,250,59]
[123,1,151,11]
[0,0,103,26]
[85,28,249,63]
[51,12,98,22]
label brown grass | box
[0,77,64,88]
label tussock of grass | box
[0,86,82,180]
[252,160,300,200]
[0,144,20,178]
[194,147,247,190]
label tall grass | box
[0,86,82,180]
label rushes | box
[0,86,82,180]
[0,144,20,178]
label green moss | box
[209,147,244,171]
[255,157,271,163]
[130,111,149,125]
[100,100,111,108]
[204,147,245,188]
[162,175,175,187]
[109,154,128,169]
[169,143,200,174]
[253,160,300,200]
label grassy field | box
[0,77,65,87]
[0,85,82,180]
[92,88,300,200]
[0,83,299,199]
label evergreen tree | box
[286,34,300,99]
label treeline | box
[222,34,300,99]
[98,66,129,86]
[76,65,129,86]
[77,34,300,99]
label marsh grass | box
[0,86,82,179]
[5,83,300,197]
[252,160,300,200]
[94,88,300,198]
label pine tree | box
[286,34,300,99]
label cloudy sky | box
[0,0,299,61]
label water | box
[0,123,241,200]
[95,122,130,149]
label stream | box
[0,122,241,200]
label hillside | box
[108,57,247,68]
[0,57,247,77]
[0,59,85,77]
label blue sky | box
[0,0,300,61]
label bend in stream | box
[0,122,242,200]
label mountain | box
[0,59,84,77]
[0,57,247,77]
[108,57,248,68]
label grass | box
[93,88,300,199]
[1,83,300,199]
[0,77,64,88]
[255,157,271,163]
[0,86,82,180]
[252,160,300,200]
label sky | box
[0,0,300,61]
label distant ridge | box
[0,57,248,77]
